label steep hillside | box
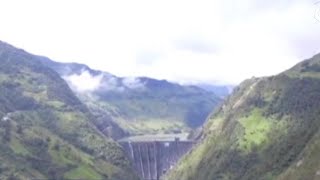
[40,58,222,135]
[0,41,139,180]
[167,53,320,180]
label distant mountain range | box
[167,53,320,180]
[39,56,225,137]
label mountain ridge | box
[0,40,139,180]
[166,53,320,180]
[38,56,223,136]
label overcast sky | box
[1,0,320,85]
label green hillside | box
[166,53,320,180]
[0,41,139,180]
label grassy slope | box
[0,41,139,180]
[166,53,320,180]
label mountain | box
[39,58,222,136]
[166,53,320,180]
[197,84,234,98]
[0,41,139,180]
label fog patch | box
[64,70,145,93]
[101,77,125,92]
[101,77,145,91]
[64,70,103,92]
[122,77,145,89]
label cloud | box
[64,70,146,93]
[100,76,127,92]
[64,70,104,92]
[101,76,121,91]
[122,77,145,89]
[1,0,320,85]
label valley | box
[0,41,223,180]
[39,56,223,137]
[2,39,320,180]
[1,1,318,180]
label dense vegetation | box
[0,41,139,180]
[166,53,320,180]
[40,58,221,136]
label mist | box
[64,70,146,93]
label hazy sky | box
[1,0,320,85]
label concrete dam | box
[119,134,195,180]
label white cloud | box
[64,70,103,92]
[122,77,145,89]
[64,70,145,93]
[0,0,319,85]
[101,77,123,92]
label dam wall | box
[119,139,194,180]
